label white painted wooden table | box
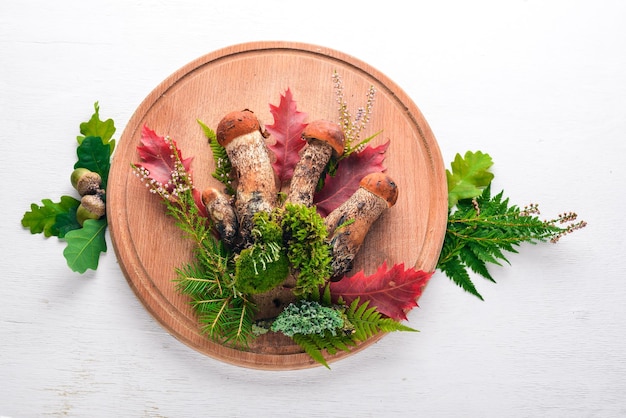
[2,1,625,416]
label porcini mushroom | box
[286,120,345,207]
[216,109,277,247]
[324,172,399,279]
[201,187,239,248]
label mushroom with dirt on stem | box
[286,119,345,207]
[324,172,399,279]
[201,187,239,248]
[216,109,278,248]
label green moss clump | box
[234,211,289,294]
[232,205,332,296]
[235,244,289,294]
[282,203,333,296]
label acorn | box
[76,194,106,226]
[71,168,102,196]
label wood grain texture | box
[106,41,448,369]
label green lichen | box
[271,300,344,337]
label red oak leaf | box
[135,125,207,217]
[266,88,308,186]
[136,125,194,191]
[329,262,433,321]
[313,141,389,217]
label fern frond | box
[438,184,584,299]
[292,334,331,369]
[197,119,234,195]
[437,254,484,300]
[346,298,417,341]
[292,331,356,369]
[461,245,495,282]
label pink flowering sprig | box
[332,70,380,158]
[519,204,587,242]
[132,126,255,347]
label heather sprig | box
[132,139,194,202]
[133,132,256,347]
[333,70,379,158]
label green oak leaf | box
[21,196,80,237]
[77,102,116,149]
[53,206,81,238]
[63,218,108,273]
[74,136,112,188]
[446,151,494,208]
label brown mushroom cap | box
[201,188,219,207]
[301,120,345,155]
[216,109,262,147]
[359,172,399,207]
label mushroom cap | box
[216,109,262,146]
[301,120,345,155]
[201,187,220,207]
[359,172,399,207]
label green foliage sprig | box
[21,102,114,273]
[133,136,257,348]
[282,286,416,369]
[437,151,587,300]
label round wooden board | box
[107,41,448,370]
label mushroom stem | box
[201,187,238,248]
[216,110,277,247]
[287,120,345,207]
[324,172,398,279]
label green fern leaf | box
[438,181,583,299]
[198,119,234,194]
[437,254,485,300]
[291,330,356,369]
[461,244,496,282]
[347,298,417,341]
[292,334,331,369]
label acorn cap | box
[301,120,345,155]
[216,109,262,147]
[359,172,399,207]
[80,194,106,217]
